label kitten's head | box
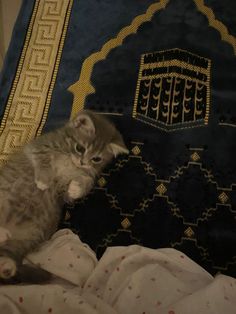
[66,110,129,174]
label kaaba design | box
[133,48,211,131]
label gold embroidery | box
[194,0,236,55]
[153,146,236,227]
[131,145,141,156]
[132,141,144,145]
[134,115,206,132]
[219,122,236,128]
[68,0,169,118]
[184,227,195,238]
[36,0,74,136]
[171,238,209,258]
[96,231,141,252]
[218,192,229,204]
[189,147,204,151]
[141,59,209,76]
[156,183,167,195]
[191,152,201,162]
[0,0,40,135]
[63,140,236,271]
[98,177,107,188]
[172,236,236,271]
[69,0,236,120]
[92,112,124,116]
[121,217,131,229]
[65,210,71,221]
[133,48,211,131]
[0,0,74,165]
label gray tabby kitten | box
[0,110,128,283]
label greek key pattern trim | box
[0,0,73,165]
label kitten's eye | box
[75,143,85,155]
[91,156,102,164]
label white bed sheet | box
[0,229,235,314]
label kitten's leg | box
[0,228,16,279]
[30,153,53,190]
[0,256,17,279]
[67,175,94,201]
[0,238,40,280]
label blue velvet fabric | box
[0,0,35,118]
[1,0,236,277]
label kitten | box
[0,110,128,283]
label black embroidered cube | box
[133,49,211,131]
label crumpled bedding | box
[0,229,235,314]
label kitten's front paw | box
[67,180,83,200]
[35,180,49,191]
[0,227,12,244]
[0,257,16,279]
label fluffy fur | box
[0,110,128,283]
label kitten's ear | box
[72,112,95,136]
[109,135,129,157]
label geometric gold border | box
[0,0,74,165]
[0,0,41,135]
[36,0,74,137]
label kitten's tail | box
[16,264,52,284]
[0,255,52,284]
